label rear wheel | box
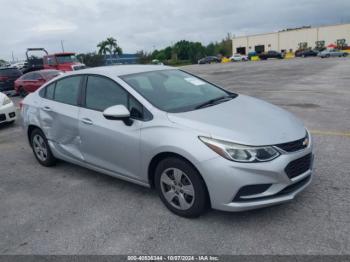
[343,53,348,57]
[155,157,208,218]
[30,129,56,167]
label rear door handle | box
[42,106,52,111]
[81,118,93,125]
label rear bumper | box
[0,102,17,123]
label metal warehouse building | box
[232,23,350,55]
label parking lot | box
[1,57,350,255]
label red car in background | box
[15,70,62,97]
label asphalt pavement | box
[0,57,349,254]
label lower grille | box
[277,175,311,195]
[285,153,312,179]
[233,176,311,202]
[0,114,6,122]
[233,184,272,201]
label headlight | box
[199,136,280,163]
[2,96,12,106]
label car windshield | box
[121,69,236,113]
[56,55,79,64]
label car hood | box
[167,95,306,146]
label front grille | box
[0,114,6,122]
[72,65,86,71]
[276,135,308,152]
[285,153,312,179]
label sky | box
[1,0,350,61]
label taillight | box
[0,76,9,81]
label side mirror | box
[103,105,133,125]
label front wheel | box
[30,129,56,167]
[155,157,208,218]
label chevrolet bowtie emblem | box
[302,138,309,146]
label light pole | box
[61,40,65,52]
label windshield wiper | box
[195,94,235,109]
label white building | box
[232,23,350,55]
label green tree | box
[97,37,123,56]
[164,46,172,60]
[136,50,152,64]
[206,43,216,56]
[77,52,104,67]
[0,59,8,66]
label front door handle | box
[42,106,52,111]
[81,118,93,125]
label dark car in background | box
[198,56,221,64]
[0,68,23,95]
[296,49,319,57]
[15,69,62,97]
[259,50,284,60]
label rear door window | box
[46,83,55,100]
[53,76,81,106]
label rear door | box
[78,75,143,180]
[40,75,84,161]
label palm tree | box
[97,41,109,56]
[97,37,123,56]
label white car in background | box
[230,53,248,62]
[0,92,17,124]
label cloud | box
[32,22,78,34]
[0,0,350,61]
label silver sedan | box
[318,49,348,58]
[21,65,314,217]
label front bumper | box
[197,140,314,212]
[0,102,17,123]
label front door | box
[79,75,142,181]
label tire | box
[343,53,348,57]
[325,54,330,58]
[19,87,28,97]
[155,157,208,218]
[30,128,56,167]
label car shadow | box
[0,121,16,130]
[53,160,301,222]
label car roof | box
[67,65,174,77]
[38,69,61,73]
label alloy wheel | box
[160,168,195,210]
[32,134,48,162]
